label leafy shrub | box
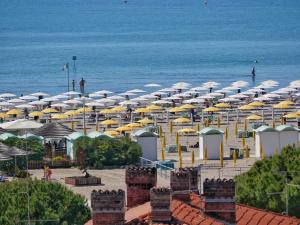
[73,136,142,168]
[235,145,300,217]
[0,179,91,225]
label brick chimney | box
[91,189,125,225]
[170,170,191,201]
[179,167,199,192]
[150,187,172,223]
[202,178,236,223]
[125,167,157,207]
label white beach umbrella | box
[152,100,172,105]
[63,99,82,104]
[119,100,139,106]
[85,102,104,107]
[64,91,81,95]
[0,119,42,130]
[95,90,113,95]
[96,98,116,104]
[140,94,157,99]
[253,96,271,101]
[0,93,16,98]
[30,92,49,97]
[215,89,232,93]
[42,97,59,102]
[127,89,146,93]
[289,80,300,88]
[202,81,220,88]
[231,80,249,88]
[173,82,191,88]
[51,103,69,108]
[209,92,224,97]
[20,95,39,101]
[8,99,26,104]
[261,80,279,87]
[230,93,248,98]
[241,91,256,95]
[0,102,14,107]
[52,94,69,100]
[219,97,241,102]
[159,87,177,92]
[74,96,92,101]
[132,97,149,102]
[264,93,281,98]
[89,93,103,98]
[165,96,182,100]
[15,104,34,109]
[29,100,47,105]
[183,98,205,104]
[198,95,214,99]
[118,92,137,96]
[144,83,161,87]
[108,95,125,100]
[190,87,208,91]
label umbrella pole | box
[227,110,229,125]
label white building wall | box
[136,137,157,161]
[199,134,223,160]
[255,132,280,158]
[279,131,299,150]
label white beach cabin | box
[131,129,158,161]
[66,132,84,160]
[255,126,279,158]
[199,127,223,160]
[276,125,299,150]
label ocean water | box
[0,0,300,95]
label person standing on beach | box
[251,66,256,77]
[79,78,85,94]
[72,79,75,91]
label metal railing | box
[139,157,177,178]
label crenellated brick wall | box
[125,167,157,208]
[91,189,125,225]
[202,178,236,223]
[179,167,199,192]
[170,170,191,201]
[150,187,172,223]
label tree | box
[73,136,142,168]
[0,179,91,225]
[235,146,300,217]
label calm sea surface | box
[0,0,300,95]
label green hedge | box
[235,145,300,217]
[0,179,91,225]
[73,136,142,168]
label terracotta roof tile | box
[236,204,300,225]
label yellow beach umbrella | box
[101,119,119,125]
[238,105,254,110]
[111,106,126,112]
[29,111,44,117]
[245,144,249,159]
[279,100,294,105]
[52,113,68,119]
[100,109,113,114]
[169,107,185,113]
[225,127,228,142]
[243,119,248,132]
[234,122,238,138]
[191,150,195,166]
[0,113,8,118]
[42,108,58,113]
[134,108,151,113]
[283,112,300,119]
[159,125,163,138]
[126,123,143,128]
[273,103,292,109]
[7,109,22,115]
[178,144,183,168]
[177,128,197,135]
[180,104,195,110]
[233,148,237,167]
[138,117,154,125]
[146,105,162,111]
[115,126,132,132]
[104,130,119,137]
[169,121,173,135]
[173,117,191,124]
[64,110,80,116]
[246,114,262,120]
[248,102,265,107]
[217,117,221,128]
[77,107,93,113]
[215,103,230,108]
[203,107,219,112]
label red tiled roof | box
[171,199,224,225]
[236,204,300,225]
